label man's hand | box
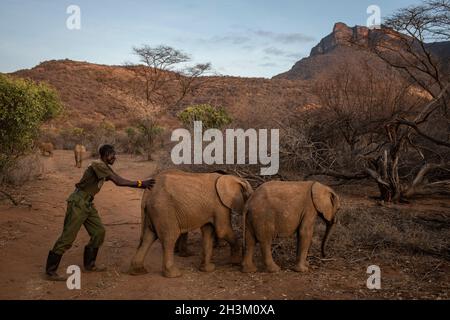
[141,179,155,189]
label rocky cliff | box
[274,22,447,80]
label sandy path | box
[0,150,446,300]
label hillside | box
[11,60,311,130]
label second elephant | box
[242,181,340,273]
[130,169,253,278]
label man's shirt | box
[75,160,115,196]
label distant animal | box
[74,144,87,168]
[39,142,54,156]
[242,181,340,274]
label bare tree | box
[174,63,212,107]
[283,58,449,202]
[373,0,450,100]
[292,1,450,202]
[369,0,450,200]
[126,45,212,110]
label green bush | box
[0,74,62,173]
[178,104,232,130]
[136,118,164,160]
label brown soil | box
[0,150,448,300]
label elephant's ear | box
[312,182,340,222]
[216,175,247,213]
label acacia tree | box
[174,63,212,107]
[127,45,212,110]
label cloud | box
[263,47,304,60]
[199,34,251,45]
[263,47,286,56]
[241,44,257,51]
[285,52,303,59]
[197,28,314,47]
[253,30,315,44]
[259,62,278,68]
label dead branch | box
[306,170,369,180]
[396,118,450,148]
[365,168,391,187]
[0,190,19,206]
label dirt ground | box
[0,150,448,300]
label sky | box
[0,0,422,78]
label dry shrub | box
[328,206,449,258]
[268,203,449,266]
[0,153,44,185]
[38,128,65,150]
[113,130,130,153]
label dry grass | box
[329,205,449,259]
[259,202,449,265]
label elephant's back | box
[250,181,312,205]
[144,170,220,232]
[247,181,314,237]
[155,170,219,197]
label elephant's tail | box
[140,192,155,245]
[321,216,337,258]
[242,202,249,254]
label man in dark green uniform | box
[45,144,155,281]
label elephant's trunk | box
[321,217,337,258]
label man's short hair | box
[99,144,115,158]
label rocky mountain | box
[275,22,450,80]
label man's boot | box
[45,251,67,281]
[83,246,107,272]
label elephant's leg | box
[161,235,182,278]
[241,224,257,273]
[213,233,220,248]
[293,224,314,273]
[175,233,194,257]
[216,226,241,265]
[129,229,156,275]
[199,224,215,272]
[260,238,280,273]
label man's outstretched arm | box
[107,173,155,189]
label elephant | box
[74,144,86,168]
[38,142,54,156]
[129,169,253,278]
[241,181,340,273]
